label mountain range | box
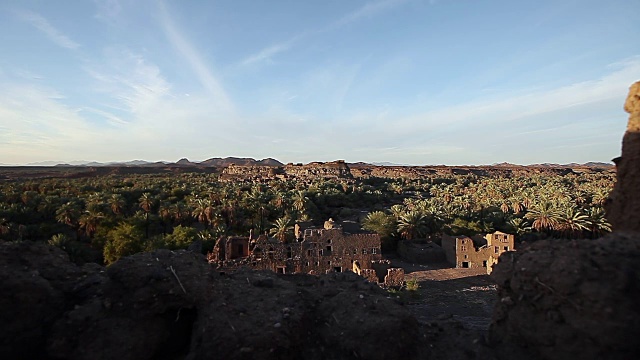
[41,157,284,168]
[15,158,614,168]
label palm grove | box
[0,169,612,264]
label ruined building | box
[208,219,404,286]
[219,160,353,182]
[441,231,515,271]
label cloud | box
[241,38,299,66]
[329,0,407,29]
[157,1,233,113]
[86,49,171,116]
[93,0,122,25]
[261,56,640,165]
[241,0,408,67]
[0,83,98,163]
[17,10,80,49]
[389,56,640,136]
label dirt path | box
[389,257,497,331]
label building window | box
[460,245,467,251]
[495,246,499,254]
[362,249,368,255]
[464,254,468,259]
[504,246,509,251]
[372,248,379,254]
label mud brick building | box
[208,219,404,286]
[441,231,515,270]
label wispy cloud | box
[329,0,407,29]
[17,10,80,49]
[0,82,97,163]
[93,0,122,25]
[86,48,171,117]
[242,0,408,67]
[388,56,640,135]
[241,36,301,66]
[157,1,233,113]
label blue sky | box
[1,0,639,165]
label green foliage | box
[362,211,397,251]
[48,233,87,264]
[0,167,615,265]
[446,218,484,237]
[103,223,145,265]
[405,278,420,291]
[397,210,428,240]
[48,233,72,249]
[164,225,198,249]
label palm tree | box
[78,210,103,239]
[37,196,59,218]
[85,193,104,213]
[397,210,428,240]
[500,201,510,214]
[291,191,309,214]
[585,207,612,238]
[109,194,126,215]
[362,211,396,239]
[389,204,405,220]
[511,200,524,214]
[0,218,10,237]
[158,201,172,234]
[192,198,215,229]
[139,193,155,238]
[170,201,190,225]
[556,207,589,238]
[56,202,81,227]
[139,193,155,213]
[269,216,292,243]
[272,191,288,216]
[525,202,561,233]
[507,217,531,237]
[48,233,72,250]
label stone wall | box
[284,160,353,179]
[384,268,405,288]
[442,232,514,269]
[219,164,284,182]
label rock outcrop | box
[0,242,419,360]
[607,81,640,232]
[284,160,353,179]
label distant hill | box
[18,158,612,169]
[37,157,283,167]
[349,161,409,167]
[531,162,614,168]
[199,157,283,167]
[175,158,196,166]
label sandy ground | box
[388,256,497,331]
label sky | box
[1,0,639,166]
